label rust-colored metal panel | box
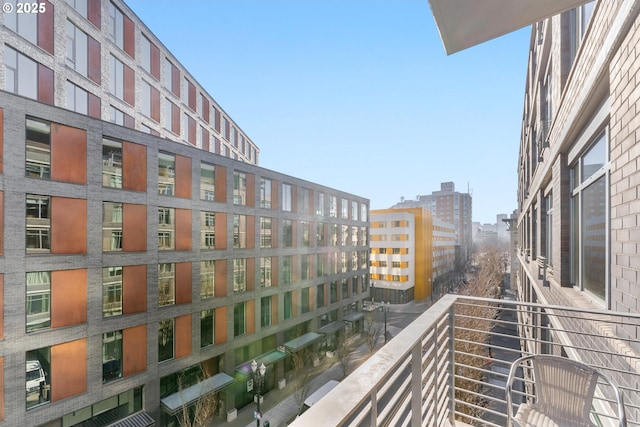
[271,220,278,248]
[271,180,278,211]
[123,141,146,192]
[123,325,146,377]
[271,257,278,287]
[175,208,192,251]
[171,101,180,134]
[37,64,54,105]
[246,258,255,291]
[0,192,3,256]
[171,64,180,97]
[214,137,220,154]
[123,203,147,252]
[291,220,297,248]
[150,86,160,122]
[174,314,192,359]
[88,93,100,119]
[215,212,227,249]
[201,127,209,152]
[124,112,135,129]
[87,0,100,28]
[123,14,135,58]
[213,108,221,132]
[291,186,297,213]
[0,357,3,420]
[271,295,278,325]
[308,287,314,312]
[175,262,192,305]
[215,259,227,297]
[37,1,54,54]
[0,276,3,338]
[51,339,87,402]
[188,80,196,111]
[292,290,298,317]
[123,264,146,314]
[175,154,192,199]
[51,123,87,184]
[201,96,210,123]
[51,269,87,328]
[87,35,100,84]
[215,166,227,203]
[188,116,196,145]
[246,300,255,334]
[246,173,255,207]
[214,307,227,345]
[247,215,255,249]
[0,109,3,173]
[123,64,134,106]
[150,42,160,80]
[51,197,86,254]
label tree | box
[177,365,218,427]
[364,310,383,353]
[291,349,313,416]
[335,336,355,378]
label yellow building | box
[370,208,455,302]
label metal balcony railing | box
[290,294,640,427]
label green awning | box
[343,312,365,322]
[160,372,235,415]
[284,332,322,351]
[235,349,286,376]
[318,321,345,335]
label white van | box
[299,380,340,416]
[26,359,45,393]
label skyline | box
[126,0,530,224]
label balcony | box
[290,294,640,426]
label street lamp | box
[251,360,267,427]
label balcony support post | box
[411,342,422,426]
[448,305,456,425]
[370,389,378,425]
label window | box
[284,291,293,320]
[316,223,325,246]
[140,35,152,74]
[360,226,368,246]
[163,57,179,96]
[260,257,272,287]
[302,221,310,247]
[158,152,175,195]
[361,204,368,222]
[164,98,179,134]
[233,171,247,205]
[233,259,246,292]
[569,1,595,64]
[301,255,311,280]
[317,283,325,308]
[66,0,87,17]
[283,219,293,247]
[26,347,51,409]
[341,225,349,246]
[233,303,246,337]
[4,46,38,100]
[102,202,123,251]
[301,287,310,314]
[352,201,359,221]
[200,260,215,298]
[141,80,152,118]
[103,267,123,316]
[341,198,349,219]
[316,192,325,216]
[301,188,311,214]
[25,118,51,179]
[544,192,553,268]
[330,224,338,246]
[66,20,88,76]
[26,195,50,253]
[201,212,215,249]
[316,253,326,277]
[200,309,214,348]
[102,138,122,188]
[5,0,38,44]
[200,163,215,200]
[107,2,124,49]
[26,271,51,331]
[158,207,175,250]
[233,215,247,249]
[329,196,338,217]
[571,131,608,301]
[109,54,124,100]
[260,178,272,208]
[66,81,88,114]
[109,105,125,125]
[282,256,292,285]
[158,263,175,306]
[158,318,174,362]
[351,226,359,246]
[282,183,293,211]
[341,279,348,299]
[260,217,272,248]
[330,281,338,304]
[102,330,123,382]
[261,297,272,327]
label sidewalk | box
[208,299,431,427]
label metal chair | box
[506,354,627,427]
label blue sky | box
[126,0,530,224]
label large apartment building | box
[0,1,370,426]
[369,208,455,303]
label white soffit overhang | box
[428,0,592,54]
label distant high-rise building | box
[391,182,473,260]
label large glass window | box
[233,259,246,292]
[4,46,38,100]
[158,318,174,362]
[233,171,246,205]
[282,183,293,211]
[260,257,272,287]
[329,196,338,217]
[260,217,272,248]
[200,260,215,298]
[301,254,311,280]
[571,131,608,301]
[233,303,246,337]
[301,221,310,247]
[103,267,123,316]
[341,198,349,219]
[26,271,51,331]
[200,309,214,348]
[26,118,51,179]
[107,2,124,49]
[109,54,124,100]
[301,287,310,314]
[158,152,175,195]
[103,202,123,251]
[260,178,272,208]
[158,263,175,306]
[158,207,175,250]
[233,215,247,248]
[201,211,215,249]
[66,20,88,76]
[317,283,325,308]
[26,348,50,409]
[26,195,51,253]
[66,80,89,115]
[282,255,292,285]
[316,192,325,216]
[200,163,215,200]
[261,297,272,327]
[283,219,293,247]
[102,138,122,188]
[102,330,123,382]
[284,291,293,320]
